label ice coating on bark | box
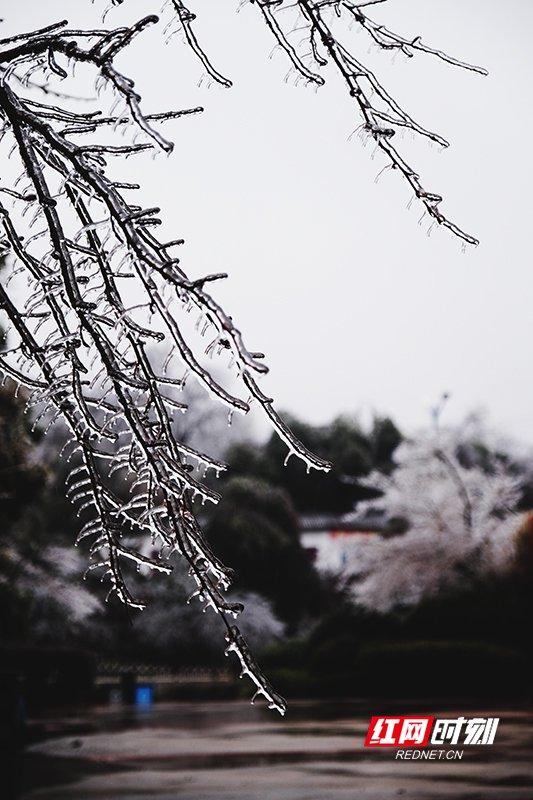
[0,16,329,712]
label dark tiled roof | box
[299,511,389,533]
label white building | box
[300,512,390,573]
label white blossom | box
[345,418,522,613]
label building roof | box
[299,510,390,534]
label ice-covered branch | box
[168,1,232,87]
[0,17,331,714]
[250,0,486,244]
[109,0,232,87]
[342,2,487,75]
[95,0,485,242]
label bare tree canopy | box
[0,15,336,714]
[154,0,486,244]
[0,1,486,713]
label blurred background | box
[2,353,533,798]
[2,0,533,798]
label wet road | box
[19,700,533,799]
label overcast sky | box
[4,0,533,442]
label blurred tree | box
[0,386,41,641]
[346,417,522,613]
[0,247,49,638]
[126,563,283,668]
[0,249,45,531]
[0,388,45,528]
[227,414,401,513]
[0,384,101,645]
[206,477,325,631]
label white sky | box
[3,0,533,442]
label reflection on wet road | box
[21,701,533,799]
